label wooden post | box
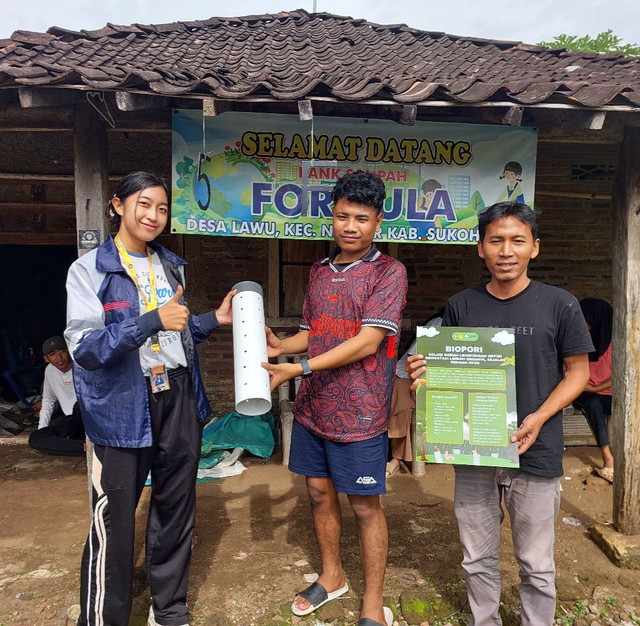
[268,239,280,321]
[74,102,110,253]
[611,126,640,535]
[74,102,110,514]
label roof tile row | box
[0,9,639,107]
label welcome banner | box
[171,111,537,245]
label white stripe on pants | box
[78,369,200,626]
[454,466,560,626]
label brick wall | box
[184,235,270,416]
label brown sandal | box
[385,460,400,479]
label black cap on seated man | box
[42,336,67,356]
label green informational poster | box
[415,326,519,468]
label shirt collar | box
[322,244,381,265]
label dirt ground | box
[1,438,639,626]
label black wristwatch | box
[300,357,313,376]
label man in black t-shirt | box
[408,202,593,626]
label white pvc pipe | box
[232,281,272,416]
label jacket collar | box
[96,234,186,273]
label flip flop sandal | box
[291,581,349,616]
[358,606,394,626]
[596,466,614,483]
[385,461,401,479]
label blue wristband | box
[300,357,313,376]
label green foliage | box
[537,29,640,56]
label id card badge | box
[150,364,170,394]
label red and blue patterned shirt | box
[294,245,407,442]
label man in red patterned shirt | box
[263,171,407,626]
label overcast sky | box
[2,0,639,47]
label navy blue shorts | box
[288,419,388,495]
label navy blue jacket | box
[65,235,218,447]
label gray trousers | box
[454,466,560,626]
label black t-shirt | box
[443,281,594,477]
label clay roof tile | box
[0,10,638,107]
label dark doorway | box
[0,244,76,401]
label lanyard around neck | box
[114,235,161,352]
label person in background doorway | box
[573,297,614,483]
[35,336,78,428]
[28,336,85,456]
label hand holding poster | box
[415,326,519,467]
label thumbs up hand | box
[158,284,190,331]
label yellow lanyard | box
[114,235,161,353]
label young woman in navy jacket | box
[65,171,235,626]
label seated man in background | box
[29,336,84,456]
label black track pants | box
[78,369,201,626]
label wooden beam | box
[202,98,234,117]
[268,239,280,319]
[0,173,125,182]
[0,202,74,210]
[74,101,111,514]
[298,99,313,121]
[0,233,76,245]
[399,105,417,126]
[611,125,640,535]
[481,106,523,126]
[587,111,607,130]
[533,108,609,131]
[202,98,216,117]
[535,190,611,200]
[19,87,84,108]
[74,102,110,253]
[0,173,75,181]
[115,92,169,111]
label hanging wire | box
[85,92,115,129]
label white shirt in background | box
[38,364,77,428]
